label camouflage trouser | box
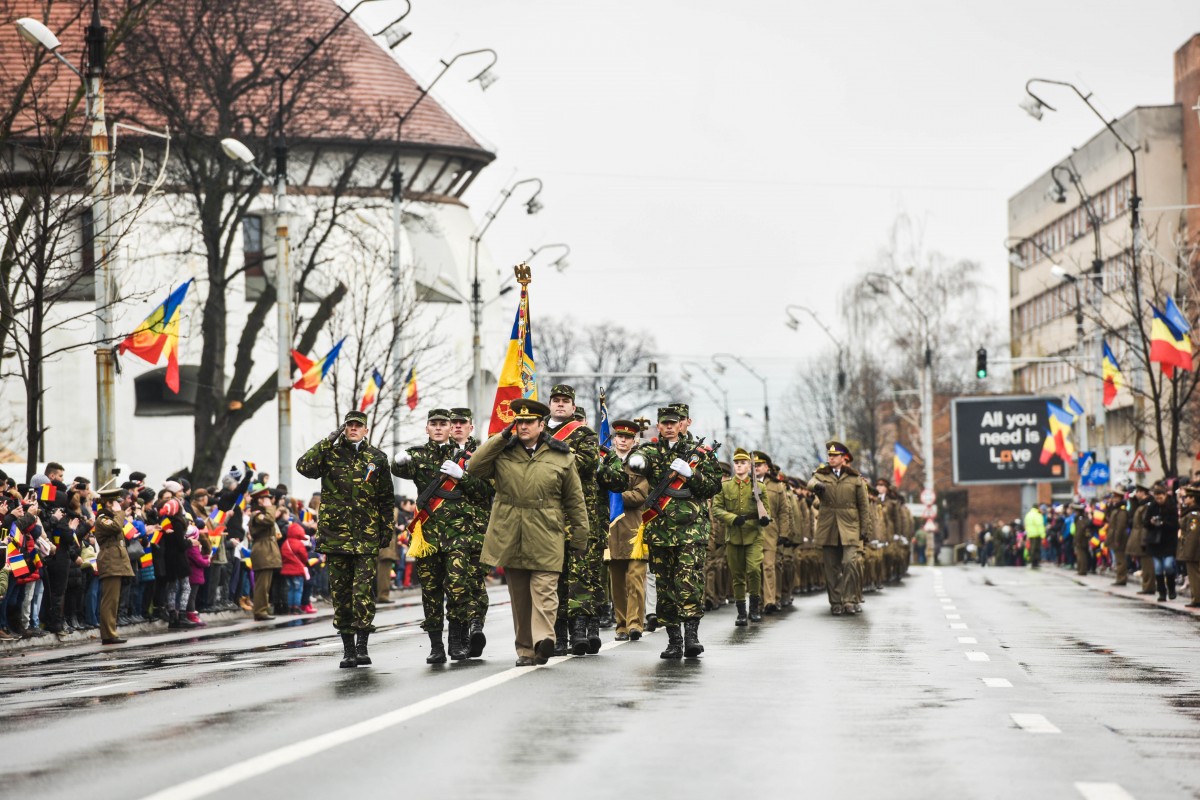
[328,553,378,634]
[416,545,488,632]
[649,540,705,626]
[562,525,606,619]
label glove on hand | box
[811,482,826,496]
[670,458,693,478]
[732,515,747,527]
[439,460,464,479]
[628,454,646,471]
[394,451,412,466]
[758,516,771,527]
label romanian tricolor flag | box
[893,443,914,487]
[1068,396,1085,420]
[1149,300,1193,375]
[291,337,346,393]
[139,552,154,569]
[1045,402,1075,462]
[360,368,384,412]
[488,277,536,435]
[118,279,193,393]
[149,526,164,546]
[1102,341,1123,406]
[122,521,137,540]
[8,551,29,578]
[403,367,419,411]
[38,484,57,502]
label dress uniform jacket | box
[1179,508,1200,561]
[598,456,649,561]
[712,477,762,546]
[807,465,869,546]
[95,510,134,578]
[249,510,282,570]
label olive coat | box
[1179,508,1200,562]
[712,476,763,547]
[596,454,649,561]
[95,510,135,579]
[248,507,283,570]
[807,464,870,546]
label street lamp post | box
[16,6,115,483]
[681,361,731,447]
[526,243,570,272]
[468,177,544,419]
[785,304,846,442]
[712,353,769,451]
[1051,266,1091,466]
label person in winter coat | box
[184,529,210,627]
[280,522,310,614]
[95,487,134,644]
[1144,483,1180,601]
[247,486,283,621]
[158,499,196,630]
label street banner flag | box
[1046,402,1075,459]
[893,443,914,486]
[598,390,624,526]
[359,368,384,412]
[1164,295,1191,339]
[1068,396,1085,419]
[1148,303,1193,374]
[403,367,419,411]
[1102,341,1123,406]
[488,268,537,435]
[118,279,193,393]
[292,337,346,393]
[38,484,56,502]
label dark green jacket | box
[391,437,492,551]
[297,436,393,555]
[618,436,722,547]
[712,476,763,547]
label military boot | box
[1167,574,1178,600]
[734,601,748,627]
[1157,575,1168,602]
[448,621,469,661]
[426,631,447,665]
[468,618,486,658]
[569,616,589,656]
[659,625,684,659]
[645,613,658,632]
[553,619,569,656]
[586,617,602,654]
[599,604,616,629]
[683,618,704,658]
[355,631,372,666]
[340,634,358,669]
[748,595,763,623]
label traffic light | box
[975,348,988,379]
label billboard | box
[951,395,1067,485]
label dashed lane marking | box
[981,678,1012,688]
[946,614,961,620]
[965,651,990,662]
[1074,783,1135,800]
[1010,713,1060,733]
[957,637,977,644]
[949,623,968,630]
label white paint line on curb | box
[1010,713,1060,733]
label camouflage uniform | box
[544,419,603,620]
[392,436,493,632]
[296,432,393,634]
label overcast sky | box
[359,0,1200,444]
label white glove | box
[394,451,411,466]
[628,454,646,470]
[440,460,464,479]
[670,458,693,478]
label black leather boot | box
[355,631,372,666]
[645,612,658,632]
[599,604,615,629]
[569,616,589,656]
[468,618,486,658]
[426,631,447,665]
[167,611,181,629]
[683,618,704,658]
[340,633,357,669]
[1167,574,1178,600]
[554,619,569,656]
[749,595,763,623]
[734,600,748,627]
[448,621,469,661]
[1156,575,1167,601]
[659,625,683,659]
[586,617,602,654]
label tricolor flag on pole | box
[488,266,537,435]
[292,338,346,393]
[1101,341,1123,406]
[403,367,419,411]
[1148,299,1193,375]
[359,368,384,412]
[1067,396,1085,420]
[598,390,624,526]
[892,442,913,487]
[118,279,193,393]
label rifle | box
[407,446,469,536]
[749,454,771,523]
[640,437,721,527]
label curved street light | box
[681,360,731,447]
[527,243,570,272]
[785,304,846,441]
[712,353,769,450]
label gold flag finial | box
[514,262,532,286]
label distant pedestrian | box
[1023,504,1045,568]
[1144,483,1179,602]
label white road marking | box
[1011,713,1060,733]
[68,681,135,695]
[957,637,977,644]
[946,614,961,620]
[965,651,990,662]
[939,598,953,603]
[981,678,1012,688]
[943,606,957,611]
[949,623,968,630]
[1075,783,1135,800]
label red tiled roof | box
[0,0,491,158]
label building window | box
[134,365,199,416]
[243,215,266,300]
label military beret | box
[826,440,852,461]
[510,398,550,420]
[657,406,683,423]
[612,419,639,436]
[426,408,452,422]
[669,403,690,418]
[344,410,369,426]
[732,448,751,462]
[449,407,473,421]
[550,384,575,401]
[1183,486,1200,498]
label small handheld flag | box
[38,484,57,502]
[360,368,384,412]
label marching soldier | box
[596,419,650,640]
[94,485,133,645]
[392,408,493,663]
[297,410,394,669]
[544,385,604,657]
[704,462,732,611]
[450,407,496,647]
[712,448,766,625]
[617,405,722,658]
[808,441,869,616]
[468,398,589,666]
[1107,489,1131,586]
[753,452,793,613]
[1127,485,1154,594]
[1179,486,1200,608]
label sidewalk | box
[1044,565,1200,619]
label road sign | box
[1077,451,1095,479]
[921,504,936,518]
[1109,445,1135,475]
[1128,451,1152,474]
[920,488,936,506]
[1082,463,1110,486]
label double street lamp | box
[712,353,769,451]
[785,304,846,442]
[527,243,570,272]
[681,361,731,447]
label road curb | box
[1045,567,1200,619]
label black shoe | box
[468,618,486,658]
[734,600,748,627]
[340,633,358,668]
[615,632,629,641]
[569,617,589,656]
[599,604,616,629]
[764,603,778,614]
[704,598,715,611]
[534,638,555,665]
[101,637,127,645]
[629,629,642,641]
[1168,575,1178,600]
[586,617,602,655]
[515,656,537,667]
[683,618,704,658]
[448,621,469,661]
[553,619,569,656]
[1156,575,1167,602]
[355,631,372,666]
[749,595,763,623]
[645,613,658,633]
[660,625,683,659]
[167,612,182,629]
[426,631,447,665]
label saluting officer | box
[94,485,133,645]
[808,441,869,616]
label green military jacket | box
[617,435,722,548]
[712,476,763,547]
[762,477,793,544]
[1107,503,1130,553]
[1179,507,1200,562]
[391,437,492,551]
[807,463,869,546]
[545,419,601,543]
[95,509,134,578]
[296,436,393,555]
[1127,500,1148,556]
[249,506,282,569]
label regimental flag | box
[1149,301,1193,375]
[122,521,137,540]
[1102,341,1123,406]
[403,367,419,411]
[38,484,56,502]
[893,443,914,487]
[118,279,193,393]
[360,368,384,412]
[1068,396,1085,420]
[291,337,346,393]
[598,391,624,526]
[488,277,537,435]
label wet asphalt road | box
[2,566,1199,800]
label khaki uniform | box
[760,477,793,609]
[1178,507,1200,605]
[1107,503,1131,584]
[249,508,282,618]
[602,456,649,635]
[713,476,764,601]
[95,509,134,641]
[1128,502,1154,593]
[704,504,732,609]
[808,464,868,609]
[377,516,400,602]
